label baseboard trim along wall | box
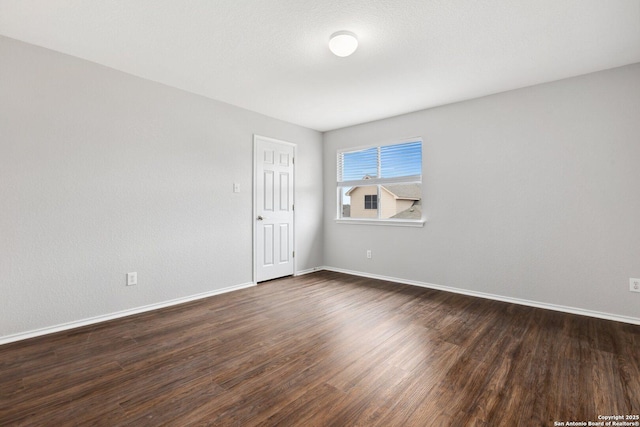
[4,266,637,346]
[322,266,640,326]
[295,267,325,276]
[0,282,256,346]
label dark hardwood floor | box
[1,271,639,426]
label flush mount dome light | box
[329,31,358,57]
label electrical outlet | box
[127,272,137,286]
[631,278,640,293]
[366,250,372,259]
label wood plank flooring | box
[1,271,639,426]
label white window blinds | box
[337,140,422,186]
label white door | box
[254,135,295,282]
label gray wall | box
[323,63,640,320]
[0,36,323,339]
[2,33,638,341]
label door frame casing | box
[253,134,296,284]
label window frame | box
[336,138,425,227]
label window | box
[337,138,423,226]
[364,195,378,209]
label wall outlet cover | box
[630,278,640,293]
[127,272,137,286]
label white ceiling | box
[1,1,639,132]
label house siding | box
[348,186,412,219]
[380,187,399,219]
[348,186,380,218]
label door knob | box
[257,215,264,221]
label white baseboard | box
[0,282,256,346]
[295,267,324,276]
[322,266,640,326]
[5,267,637,346]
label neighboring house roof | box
[382,183,421,200]
[345,183,421,200]
[344,186,362,196]
[391,200,422,220]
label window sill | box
[335,218,425,228]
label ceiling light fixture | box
[329,31,358,57]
